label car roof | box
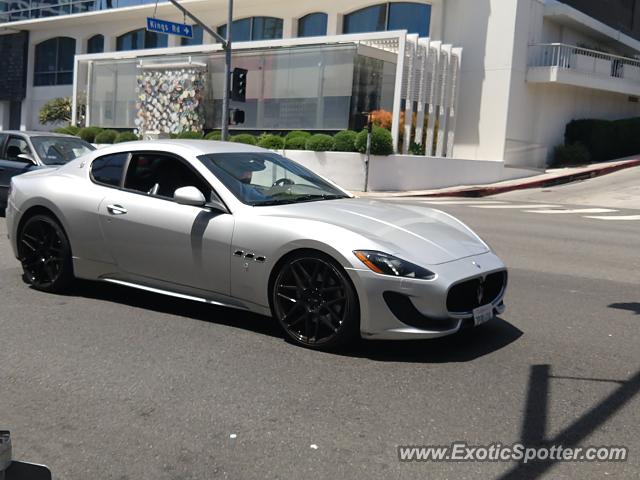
[94,139,269,156]
[0,130,76,138]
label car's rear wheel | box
[271,251,359,350]
[18,214,73,293]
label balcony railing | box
[528,43,640,83]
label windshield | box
[198,152,349,206]
[31,136,96,165]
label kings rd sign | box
[146,17,194,38]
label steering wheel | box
[272,177,295,187]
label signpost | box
[146,17,194,38]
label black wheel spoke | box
[21,238,37,252]
[274,256,353,346]
[18,218,68,288]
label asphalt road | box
[1,173,639,480]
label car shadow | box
[342,317,523,363]
[69,279,284,339]
[68,279,522,362]
[608,302,640,315]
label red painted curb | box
[416,159,640,198]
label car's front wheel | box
[271,251,359,350]
[18,214,74,293]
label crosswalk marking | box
[583,215,640,221]
[470,204,558,209]
[524,208,618,214]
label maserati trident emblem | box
[476,278,485,305]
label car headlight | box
[353,250,435,280]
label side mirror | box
[174,186,206,207]
[17,153,37,165]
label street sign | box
[146,17,193,38]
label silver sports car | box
[6,140,507,350]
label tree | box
[38,95,86,126]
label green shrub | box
[305,134,335,152]
[551,143,591,167]
[94,130,119,144]
[565,117,640,162]
[205,131,222,140]
[284,135,308,150]
[409,142,425,156]
[230,133,257,145]
[176,130,204,139]
[285,130,311,141]
[53,126,78,135]
[114,131,138,143]
[355,127,393,155]
[332,130,358,152]
[65,125,80,135]
[78,126,103,143]
[258,134,284,149]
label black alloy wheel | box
[272,252,359,350]
[18,214,73,293]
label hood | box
[260,198,489,265]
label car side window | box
[0,134,7,154]
[124,153,213,201]
[6,137,31,162]
[91,152,129,187]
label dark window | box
[298,12,328,37]
[343,2,431,37]
[91,152,128,187]
[124,153,212,200]
[87,34,104,54]
[116,29,167,51]
[5,136,31,161]
[34,37,76,86]
[217,17,283,42]
[181,24,204,46]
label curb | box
[407,159,640,198]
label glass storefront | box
[85,42,396,131]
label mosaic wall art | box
[135,66,206,135]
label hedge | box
[284,135,307,150]
[258,134,284,149]
[114,132,138,143]
[205,131,222,140]
[94,130,119,144]
[552,143,591,167]
[305,134,335,152]
[332,130,358,152]
[78,126,103,143]
[565,117,640,161]
[230,133,257,145]
[177,131,204,139]
[285,130,311,141]
[355,127,393,155]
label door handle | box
[106,204,127,215]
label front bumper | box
[346,251,507,340]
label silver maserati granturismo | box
[5,140,507,350]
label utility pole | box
[221,0,233,141]
[166,0,232,140]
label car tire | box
[18,214,74,293]
[271,251,360,350]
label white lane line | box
[583,215,640,221]
[470,204,558,209]
[524,208,618,214]
[419,200,506,205]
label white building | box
[1,0,640,170]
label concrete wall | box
[279,150,535,192]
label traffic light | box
[230,67,248,102]
[230,109,245,125]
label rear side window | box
[91,153,128,187]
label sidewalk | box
[354,157,640,198]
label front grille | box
[446,270,507,313]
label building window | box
[298,12,328,37]
[181,25,203,46]
[217,17,283,42]
[34,37,76,86]
[87,34,104,54]
[343,2,431,37]
[116,28,167,51]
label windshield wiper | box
[252,194,345,206]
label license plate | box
[473,304,494,326]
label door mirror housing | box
[174,186,206,207]
[17,153,37,165]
